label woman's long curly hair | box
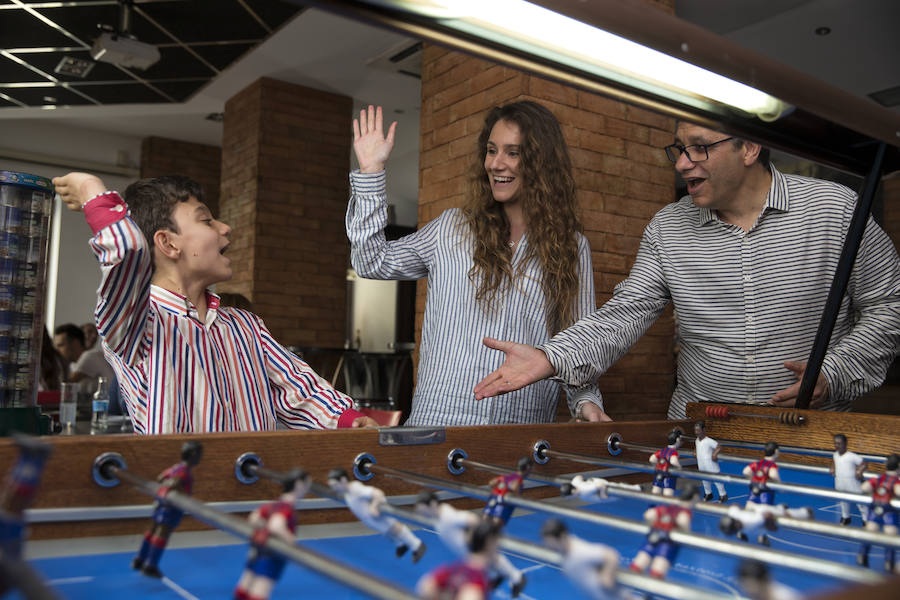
[462,101,582,335]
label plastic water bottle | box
[91,376,110,431]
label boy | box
[53,172,376,433]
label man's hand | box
[351,416,380,428]
[577,402,613,422]
[770,360,829,408]
[52,172,107,212]
[473,337,555,400]
[353,105,396,173]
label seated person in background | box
[39,327,68,391]
[53,322,115,395]
[81,322,98,349]
[474,121,900,418]
[52,172,377,434]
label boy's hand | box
[52,172,107,212]
[353,105,396,173]
[351,416,380,428]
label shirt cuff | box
[337,408,367,428]
[84,191,128,234]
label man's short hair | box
[123,175,204,253]
[54,323,85,346]
[764,442,779,457]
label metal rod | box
[358,459,883,583]
[592,477,900,549]
[542,448,900,510]
[454,453,900,549]
[616,440,872,478]
[351,481,740,600]
[100,463,419,600]
[796,142,887,409]
[679,435,888,464]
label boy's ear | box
[153,229,181,260]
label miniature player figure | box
[416,518,501,600]
[131,441,203,578]
[649,430,682,496]
[542,518,622,600]
[694,421,728,503]
[744,442,780,507]
[483,457,533,526]
[327,468,426,562]
[630,484,698,578]
[830,433,868,526]
[234,469,311,600]
[415,491,526,598]
[737,559,801,600]
[563,475,641,501]
[0,434,51,594]
[720,502,813,547]
[857,453,900,573]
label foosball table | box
[1,402,898,599]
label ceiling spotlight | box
[42,96,58,104]
[815,26,831,36]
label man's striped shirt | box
[542,166,900,419]
[347,170,603,426]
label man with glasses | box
[474,122,900,419]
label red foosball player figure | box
[416,518,501,600]
[0,434,51,595]
[327,468,426,562]
[542,518,622,600]
[744,442,780,508]
[234,469,311,600]
[649,431,682,496]
[630,484,698,578]
[857,453,900,573]
[131,441,203,578]
[483,457,533,527]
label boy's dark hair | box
[834,433,847,445]
[764,442,779,457]
[54,323,85,347]
[123,175,204,252]
[667,429,681,445]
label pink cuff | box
[84,191,128,234]
[337,408,367,428]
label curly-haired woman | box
[346,103,608,426]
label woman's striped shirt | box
[347,170,603,426]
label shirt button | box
[747,356,755,365]
[747,315,754,324]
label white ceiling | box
[2,0,897,201]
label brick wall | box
[140,137,222,218]
[417,47,677,421]
[219,77,352,348]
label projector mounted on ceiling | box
[90,0,160,70]
[91,32,160,70]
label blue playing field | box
[20,462,889,599]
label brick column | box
[418,16,677,420]
[140,137,222,218]
[219,77,352,348]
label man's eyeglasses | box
[664,137,734,163]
